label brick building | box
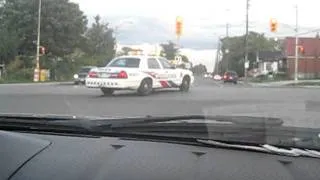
[284,35,320,79]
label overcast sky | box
[71,0,320,28]
[70,0,320,71]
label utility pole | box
[294,5,299,82]
[214,39,221,74]
[226,9,230,37]
[225,9,229,70]
[226,23,229,37]
[244,0,249,79]
[34,0,42,82]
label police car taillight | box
[88,71,98,78]
[117,71,128,79]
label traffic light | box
[39,46,46,55]
[298,46,305,54]
[175,16,183,37]
[270,18,278,32]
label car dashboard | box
[1,130,320,180]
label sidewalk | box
[0,81,73,86]
[249,79,320,87]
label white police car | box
[85,55,194,96]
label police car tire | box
[101,88,114,96]
[138,79,152,96]
[179,76,190,92]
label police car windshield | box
[107,58,140,68]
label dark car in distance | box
[223,71,238,84]
[73,66,96,85]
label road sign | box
[245,61,249,69]
[174,55,182,64]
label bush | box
[251,72,289,82]
[5,68,34,82]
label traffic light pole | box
[294,5,299,82]
[177,35,180,49]
[34,0,42,82]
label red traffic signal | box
[175,16,183,36]
[298,46,305,54]
[39,46,46,55]
[270,18,278,32]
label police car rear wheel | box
[101,88,114,96]
[138,79,152,96]
[180,76,190,92]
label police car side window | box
[147,58,161,69]
[159,58,172,69]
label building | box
[284,35,320,79]
[256,51,286,76]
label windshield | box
[1,0,320,153]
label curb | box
[0,82,73,86]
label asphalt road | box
[1,78,320,128]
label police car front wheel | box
[179,76,190,92]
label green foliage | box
[191,64,207,75]
[1,0,87,57]
[0,0,89,81]
[4,56,33,81]
[181,55,189,62]
[120,47,133,55]
[251,72,288,82]
[84,15,116,65]
[0,1,117,82]
[160,41,179,60]
[220,32,280,76]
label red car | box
[223,71,238,84]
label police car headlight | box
[73,74,79,79]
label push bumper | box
[85,78,140,90]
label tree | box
[0,0,88,81]
[121,47,133,55]
[191,64,207,75]
[160,41,179,60]
[181,55,189,63]
[84,15,116,66]
[220,31,279,76]
[0,0,87,59]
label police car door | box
[146,58,163,88]
[158,58,179,88]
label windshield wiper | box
[89,115,320,151]
[197,139,320,159]
[92,114,284,128]
[0,113,81,121]
[1,114,319,152]
[0,113,94,134]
